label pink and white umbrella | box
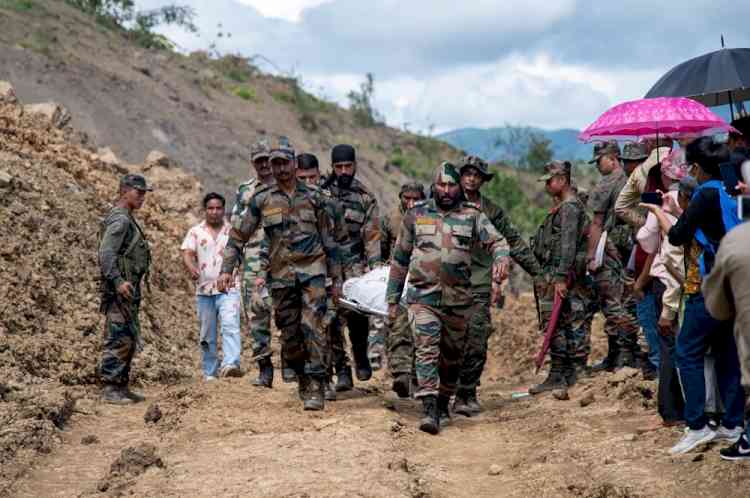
[578,96,737,143]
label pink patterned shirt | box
[181,220,239,295]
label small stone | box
[579,393,596,407]
[143,403,162,424]
[390,420,403,433]
[81,435,99,445]
[96,147,120,166]
[23,102,71,128]
[488,464,502,476]
[604,458,615,465]
[552,388,570,401]
[623,433,637,442]
[609,367,640,385]
[145,150,171,168]
[692,453,704,462]
[0,170,13,189]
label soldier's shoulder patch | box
[415,216,436,225]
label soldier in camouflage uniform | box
[228,139,277,388]
[387,162,510,435]
[381,182,425,397]
[296,152,347,401]
[98,174,152,405]
[325,144,382,389]
[219,139,342,411]
[585,141,642,372]
[455,156,543,415]
[530,161,589,394]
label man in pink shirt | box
[181,193,242,380]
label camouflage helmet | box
[459,155,494,180]
[620,141,648,162]
[399,181,425,199]
[433,161,460,185]
[538,160,572,182]
[589,140,621,164]
[269,136,295,162]
[250,138,271,162]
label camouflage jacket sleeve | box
[221,191,262,274]
[614,173,647,228]
[554,202,582,284]
[386,211,414,304]
[487,203,541,276]
[99,213,130,288]
[318,194,343,286]
[380,215,393,262]
[363,196,382,269]
[257,230,269,282]
[475,211,510,262]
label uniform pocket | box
[344,208,365,225]
[450,224,472,250]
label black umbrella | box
[645,46,750,116]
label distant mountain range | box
[437,126,593,163]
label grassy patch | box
[232,85,257,102]
[0,0,35,12]
[272,90,295,105]
[20,30,55,57]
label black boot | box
[121,384,146,403]
[640,351,657,380]
[251,358,274,388]
[392,373,411,399]
[297,373,310,401]
[418,395,440,435]
[453,389,474,417]
[592,335,620,373]
[616,334,638,369]
[529,357,567,395]
[352,345,372,382]
[282,367,297,383]
[324,374,337,401]
[573,357,592,379]
[437,394,451,428]
[102,384,133,405]
[335,365,354,392]
[304,376,325,411]
[563,358,577,388]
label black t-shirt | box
[668,184,727,270]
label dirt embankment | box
[0,82,203,494]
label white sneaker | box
[714,425,743,443]
[669,426,716,455]
[204,375,217,382]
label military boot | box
[453,388,473,417]
[616,333,638,369]
[121,384,146,403]
[563,358,577,388]
[304,376,325,411]
[251,357,274,388]
[418,395,440,435]
[464,388,481,415]
[352,345,373,381]
[324,375,337,401]
[640,351,658,381]
[392,373,411,399]
[297,373,310,401]
[437,394,452,428]
[282,367,297,383]
[335,364,354,392]
[102,384,134,405]
[573,357,592,379]
[591,335,620,373]
[529,357,567,395]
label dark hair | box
[297,153,319,170]
[730,115,750,140]
[685,137,728,177]
[203,192,226,208]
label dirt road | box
[10,344,749,498]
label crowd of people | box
[95,118,750,457]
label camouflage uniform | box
[458,192,542,393]
[586,154,641,356]
[98,176,152,399]
[230,174,274,360]
[531,184,589,384]
[327,177,381,378]
[387,173,509,400]
[223,169,341,381]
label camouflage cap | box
[459,155,494,180]
[538,160,572,182]
[269,136,295,162]
[250,138,271,162]
[434,161,460,185]
[620,141,648,162]
[588,140,621,164]
[399,181,425,198]
[120,173,153,192]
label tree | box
[525,133,553,173]
[347,73,383,127]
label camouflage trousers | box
[331,309,369,369]
[538,285,588,361]
[410,303,472,399]
[242,282,273,360]
[99,301,140,386]
[590,259,640,342]
[368,317,386,362]
[386,304,414,377]
[457,293,493,392]
[270,275,328,377]
[570,276,598,362]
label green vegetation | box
[348,73,383,127]
[273,77,334,132]
[0,0,35,12]
[483,172,549,235]
[19,29,54,56]
[232,85,257,102]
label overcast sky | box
[136,0,749,133]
